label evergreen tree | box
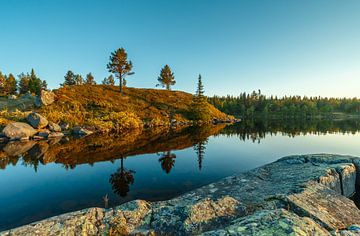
[6,73,17,95]
[28,69,42,95]
[107,48,134,95]
[157,65,175,90]
[41,80,48,90]
[102,75,115,85]
[62,70,76,86]
[190,74,211,121]
[18,73,30,94]
[85,73,96,85]
[0,72,6,96]
[75,74,84,85]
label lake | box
[1,119,360,231]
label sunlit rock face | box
[2,154,360,235]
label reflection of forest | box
[0,124,226,171]
[221,118,360,143]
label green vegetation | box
[157,65,176,90]
[190,75,211,121]
[0,69,47,96]
[209,90,360,118]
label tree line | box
[0,69,47,96]
[208,90,360,118]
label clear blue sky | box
[0,0,360,97]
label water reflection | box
[109,157,136,197]
[158,151,177,174]
[0,124,225,171]
[220,118,360,143]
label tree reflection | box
[158,151,176,174]
[193,140,208,170]
[109,157,135,197]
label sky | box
[0,0,360,97]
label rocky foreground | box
[2,154,360,235]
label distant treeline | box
[208,90,360,118]
[0,69,47,96]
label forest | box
[208,90,360,118]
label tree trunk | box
[119,75,123,95]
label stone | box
[335,164,357,197]
[26,112,48,129]
[48,132,64,139]
[7,94,17,100]
[37,130,50,138]
[48,122,61,132]
[34,90,55,107]
[2,122,37,140]
[73,126,93,136]
[60,122,70,131]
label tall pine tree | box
[107,48,134,95]
[190,74,211,121]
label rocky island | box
[2,154,360,235]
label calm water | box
[1,119,360,231]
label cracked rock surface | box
[2,154,360,235]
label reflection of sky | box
[1,132,360,230]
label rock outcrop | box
[2,122,37,140]
[2,154,360,235]
[34,90,55,107]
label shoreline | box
[2,154,360,235]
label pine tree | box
[28,69,42,95]
[85,73,96,85]
[75,74,84,85]
[157,65,175,90]
[0,72,6,96]
[41,80,48,90]
[6,73,17,95]
[62,70,76,86]
[190,74,211,121]
[107,48,134,95]
[18,73,30,94]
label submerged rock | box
[73,126,93,136]
[27,112,48,129]
[2,122,37,140]
[2,154,360,235]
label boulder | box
[35,90,55,107]
[73,126,93,136]
[27,112,48,129]
[48,122,61,132]
[2,122,37,140]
